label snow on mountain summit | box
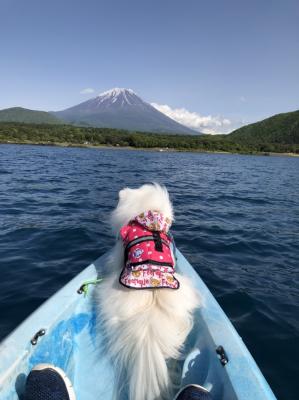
[93,87,143,107]
[99,88,136,97]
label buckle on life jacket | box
[152,231,163,252]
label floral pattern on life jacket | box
[119,211,179,290]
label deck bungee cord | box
[77,278,103,297]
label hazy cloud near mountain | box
[80,88,95,94]
[151,103,233,134]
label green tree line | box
[0,122,298,154]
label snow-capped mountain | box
[52,88,198,134]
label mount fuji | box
[52,88,198,134]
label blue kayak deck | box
[0,250,276,400]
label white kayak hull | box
[0,249,277,399]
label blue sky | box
[0,0,298,133]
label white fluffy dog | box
[97,183,200,400]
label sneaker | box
[174,384,212,400]
[24,364,76,400]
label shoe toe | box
[24,369,70,400]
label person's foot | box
[24,364,76,400]
[174,384,212,400]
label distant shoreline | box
[0,121,298,155]
[1,139,298,158]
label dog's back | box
[97,184,200,400]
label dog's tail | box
[120,303,170,400]
[98,274,199,400]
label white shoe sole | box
[174,384,209,400]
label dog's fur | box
[97,184,200,400]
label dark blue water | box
[0,144,298,399]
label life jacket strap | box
[152,231,163,252]
[124,233,171,264]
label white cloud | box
[151,103,233,134]
[80,88,95,94]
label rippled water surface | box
[0,144,298,399]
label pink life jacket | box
[119,210,179,290]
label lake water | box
[0,144,298,399]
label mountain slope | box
[52,88,198,134]
[0,107,63,124]
[228,110,299,144]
